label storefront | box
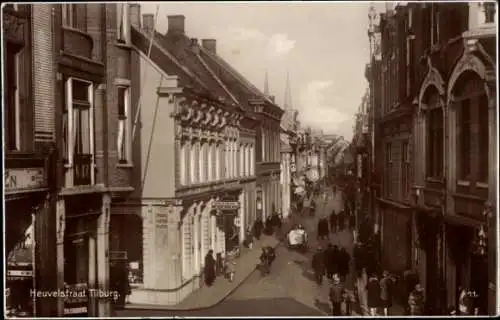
[60,193,110,317]
[213,192,241,253]
[4,162,49,318]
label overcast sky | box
[141,1,389,141]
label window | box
[180,142,187,185]
[64,77,94,186]
[117,86,131,163]
[427,108,443,179]
[458,99,471,180]
[385,143,393,196]
[478,96,489,182]
[402,141,411,197]
[116,3,130,43]
[484,2,496,23]
[62,4,87,31]
[5,44,21,151]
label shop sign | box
[213,201,240,211]
[64,283,88,316]
[4,168,46,194]
[7,270,33,280]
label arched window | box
[424,89,444,179]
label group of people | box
[203,248,239,287]
[316,209,355,240]
[363,270,397,316]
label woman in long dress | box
[204,250,216,286]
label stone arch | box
[418,60,445,112]
[447,52,488,103]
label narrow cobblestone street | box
[116,187,391,317]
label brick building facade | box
[373,3,497,314]
[3,3,135,317]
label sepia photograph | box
[2,1,498,317]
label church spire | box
[284,70,292,110]
[264,69,270,96]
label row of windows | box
[385,94,490,199]
[61,4,130,43]
[178,140,255,186]
[262,127,280,162]
[384,140,410,199]
[60,77,132,187]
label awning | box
[444,214,483,229]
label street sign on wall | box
[213,201,240,211]
[4,168,46,194]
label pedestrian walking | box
[243,227,254,249]
[310,198,317,217]
[338,247,350,283]
[224,250,237,282]
[380,270,395,316]
[329,274,344,316]
[349,211,356,229]
[204,250,216,286]
[312,247,325,285]
[338,210,345,231]
[317,217,329,240]
[366,273,381,316]
[215,252,224,277]
[264,216,274,235]
[330,210,338,233]
[253,217,264,240]
[259,248,271,276]
[324,243,337,280]
[408,284,425,315]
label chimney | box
[190,38,199,54]
[130,4,141,29]
[167,15,185,35]
[201,39,216,54]
[142,13,154,34]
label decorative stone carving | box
[447,52,486,103]
[418,58,445,112]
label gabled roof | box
[198,47,278,109]
[131,26,237,106]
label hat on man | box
[333,273,340,284]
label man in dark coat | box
[253,217,264,240]
[338,247,350,282]
[329,274,344,316]
[330,210,338,233]
[312,247,326,285]
[338,210,345,231]
[204,250,216,286]
[366,273,381,316]
[380,270,395,316]
[324,244,338,280]
[264,216,274,235]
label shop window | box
[478,95,489,182]
[483,2,496,24]
[426,107,444,179]
[4,44,21,151]
[457,99,471,181]
[62,4,87,32]
[117,86,131,164]
[64,77,94,186]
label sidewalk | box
[124,217,297,311]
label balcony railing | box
[73,154,92,186]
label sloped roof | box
[199,47,277,109]
[131,27,236,105]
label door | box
[64,234,89,316]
